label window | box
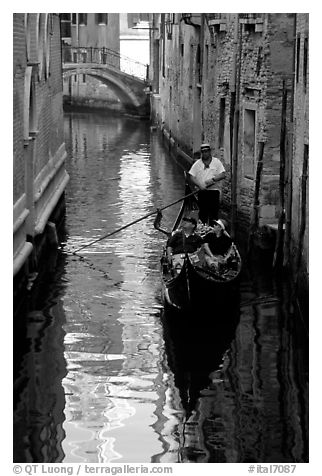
[196,45,201,83]
[219,98,226,148]
[25,14,32,62]
[101,49,107,64]
[303,37,308,92]
[244,23,255,33]
[205,44,209,78]
[96,13,108,24]
[79,14,87,25]
[296,35,301,83]
[23,66,37,141]
[45,14,50,78]
[239,14,263,33]
[189,44,194,87]
[82,74,86,83]
[180,43,184,57]
[256,46,263,76]
[73,52,77,63]
[37,14,44,79]
[244,109,256,178]
[161,14,165,78]
[60,14,70,21]
[61,20,71,38]
[154,39,160,93]
[72,13,77,25]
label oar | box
[70,186,200,255]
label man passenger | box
[203,219,234,271]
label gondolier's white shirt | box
[189,157,225,192]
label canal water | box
[13,112,308,463]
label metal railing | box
[62,44,149,81]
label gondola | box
[154,177,242,312]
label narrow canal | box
[13,112,308,463]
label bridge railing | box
[62,44,148,81]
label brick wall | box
[13,13,69,279]
[13,14,27,202]
[291,14,309,285]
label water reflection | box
[13,112,308,463]
[174,265,309,463]
[13,252,67,462]
[60,113,186,463]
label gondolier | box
[188,143,226,224]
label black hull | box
[162,254,240,312]
[159,176,242,312]
[161,287,240,417]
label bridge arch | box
[63,65,143,112]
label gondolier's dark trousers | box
[198,190,220,224]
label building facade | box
[290,14,309,300]
[61,13,121,110]
[120,13,149,78]
[13,13,69,299]
[149,13,308,293]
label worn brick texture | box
[291,14,309,276]
[151,13,297,234]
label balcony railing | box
[62,44,149,80]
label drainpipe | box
[200,14,205,139]
[283,13,296,269]
[231,14,241,240]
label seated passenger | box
[203,219,234,271]
[166,217,203,273]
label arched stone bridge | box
[63,63,150,117]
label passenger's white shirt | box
[189,157,225,191]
